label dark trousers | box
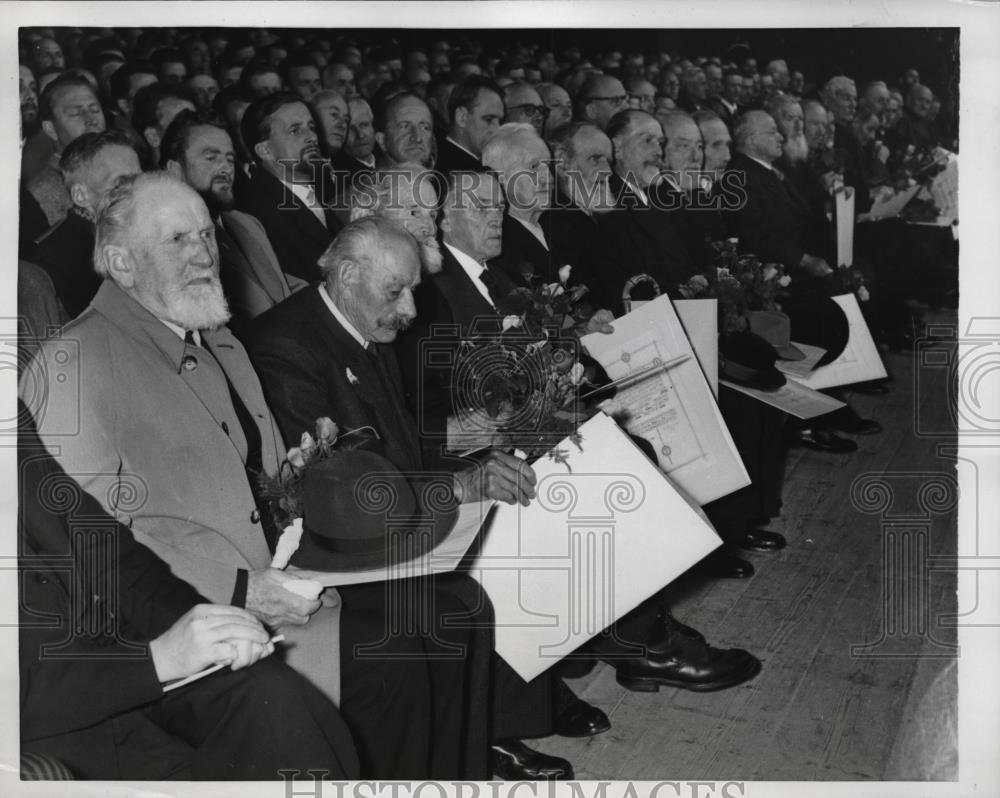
[27,657,360,780]
[338,573,491,779]
[704,386,787,541]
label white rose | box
[569,361,585,386]
[501,315,522,332]
[762,266,778,282]
[558,264,573,284]
[857,286,870,302]
[778,275,792,287]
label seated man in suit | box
[438,74,504,175]
[18,403,359,780]
[21,173,455,779]
[248,217,576,780]
[542,121,615,290]
[595,109,699,314]
[30,129,140,319]
[481,122,563,286]
[402,170,763,698]
[161,109,308,334]
[503,81,547,135]
[237,92,342,283]
[342,96,378,174]
[708,67,742,130]
[573,73,629,131]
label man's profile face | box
[865,85,890,115]
[20,66,38,128]
[180,125,237,213]
[564,126,613,196]
[380,96,434,165]
[704,65,723,97]
[504,86,547,136]
[378,176,442,273]
[47,84,106,148]
[349,238,421,343]
[613,115,664,189]
[776,102,804,139]
[659,72,680,100]
[289,65,323,103]
[584,77,627,130]
[324,64,357,98]
[803,104,828,152]
[740,76,754,105]
[314,93,350,151]
[626,80,656,114]
[829,82,858,125]
[685,70,708,101]
[909,87,933,119]
[463,89,504,153]
[78,145,141,214]
[125,181,229,331]
[539,84,572,135]
[750,115,784,162]
[722,73,742,104]
[345,99,375,160]
[663,119,704,174]
[441,174,505,261]
[32,38,65,73]
[699,119,731,175]
[501,135,552,215]
[262,101,322,178]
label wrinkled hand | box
[453,450,537,507]
[149,604,273,683]
[584,309,615,335]
[246,568,322,627]
[800,253,834,277]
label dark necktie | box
[478,266,503,305]
[187,332,276,550]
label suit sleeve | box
[249,332,333,449]
[725,182,806,270]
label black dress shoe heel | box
[615,672,663,692]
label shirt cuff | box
[231,568,249,608]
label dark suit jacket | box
[435,136,483,176]
[707,97,739,130]
[18,402,203,761]
[652,179,727,269]
[540,186,602,298]
[236,165,342,284]
[594,173,697,315]
[489,213,560,286]
[30,208,102,319]
[724,152,830,270]
[396,246,517,465]
[833,122,874,214]
[248,285,423,473]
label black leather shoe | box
[697,550,755,579]
[553,696,611,738]
[615,636,762,693]
[739,530,787,552]
[828,407,883,436]
[659,609,706,643]
[491,740,574,780]
[793,428,858,453]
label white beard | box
[783,132,810,165]
[420,237,444,275]
[164,280,232,331]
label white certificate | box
[468,412,722,682]
[582,295,750,505]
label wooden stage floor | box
[535,311,959,782]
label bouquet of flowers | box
[258,416,374,530]
[678,239,792,334]
[890,144,948,190]
[451,268,590,460]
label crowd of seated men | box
[16,26,957,781]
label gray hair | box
[317,215,418,283]
[821,75,856,107]
[93,171,186,278]
[733,110,774,152]
[480,122,541,174]
[348,162,436,221]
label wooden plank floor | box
[535,310,959,781]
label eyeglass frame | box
[507,103,551,119]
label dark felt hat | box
[290,450,459,572]
[782,295,850,368]
[719,330,787,391]
[748,310,806,361]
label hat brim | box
[721,363,787,392]
[776,342,806,361]
[290,503,460,573]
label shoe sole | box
[615,658,762,693]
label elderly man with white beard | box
[348,162,444,273]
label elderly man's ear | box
[102,245,137,289]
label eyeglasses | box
[508,103,550,119]
[586,94,627,106]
